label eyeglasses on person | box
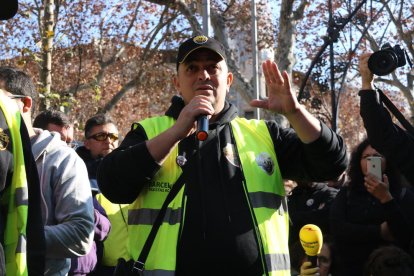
[8,94,26,100]
[87,132,119,142]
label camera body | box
[368,43,407,76]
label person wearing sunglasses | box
[75,114,128,275]
[79,114,119,161]
[0,66,94,276]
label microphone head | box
[1,0,18,20]
[299,224,323,256]
[196,131,208,141]
[196,115,209,141]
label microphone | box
[196,115,208,141]
[299,224,323,267]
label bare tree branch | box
[63,1,142,97]
[100,5,177,113]
[293,0,309,21]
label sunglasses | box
[87,132,119,142]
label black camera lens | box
[368,50,399,76]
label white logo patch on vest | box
[0,128,10,151]
[223,143,239,167]
[256,152,274,175]
[306,199,314,207]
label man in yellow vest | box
[0,90,45,276]
[1,67,94,276]
[0,2,45,275]
[98,36,348,275]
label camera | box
[368,43,407,76]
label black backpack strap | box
[131,173,186,275]
[376,88,414,139]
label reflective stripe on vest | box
[128,116,290,275]
[0,94,29,275]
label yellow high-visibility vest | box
[128,116,290,275]
[0,94,29,276]
[95,194,129,266]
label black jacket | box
[288,182,339,246]
[74,145,109,275]
[330,184,414,276]
[98,96,347,275]
[76,146,102,181]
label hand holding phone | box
[367,156,382,181]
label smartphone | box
[367,156,382,181]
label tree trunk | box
[40,0,55,110]
[276,0,308,74]
[276,0,296,75]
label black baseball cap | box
[176,35,227,70]
[0,0,18,20]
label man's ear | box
[226,72,233,92]
[173,74,181,95]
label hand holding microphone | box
[194,96,212,141]
[299,224,323,268]
[300,261,319,276]
[178,95,212,141]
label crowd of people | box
[286,53,414,276]
[1,15,414,276]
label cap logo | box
[193,35,209,45]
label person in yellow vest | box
[0,90,45,275]
[1,4,46,273]
[98,35,348,275]
[0,67,94,276]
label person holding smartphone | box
[329,138,414,276]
